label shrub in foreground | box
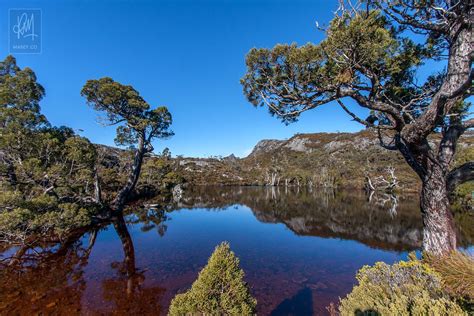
[168,242,256,315]
[339,257,466,316]
[424,251,474,310]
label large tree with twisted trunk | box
[81,78,173,213]
[241,0,473,255]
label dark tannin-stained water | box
[1,187,472,315]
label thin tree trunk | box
[420,168,457,255]
[94,166,102,204]
[112,135,146,212]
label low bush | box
[168,242,257,315]
[338,257,466,316]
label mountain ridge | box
[175,129,473,193]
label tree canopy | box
[242,0,473,254]
[242,2,472,140]
[81,77,173,151]
[0,56,100,243]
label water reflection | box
[0,228,97,314]
[176,187,423,251]
[270,287,313,316]
[0,187,472,315]
[97,215,165,314]
[0,214,166,315]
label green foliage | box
[168,242,257,316]
[0,55,46,126]
[140,148,183,191]
[241,9,428,125]
[81,77,174,211]
[0,56,100,243]
[81,77,173,149]
[339,258,466,316]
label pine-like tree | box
[241,1,473,255]
[168,242,257,315]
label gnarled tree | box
[81,78,173,213]
[241,0,473,255]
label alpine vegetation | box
[168,242,257,315]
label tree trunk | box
[420,168,457,255]
[397,138,458,255]
[93,166,102,204]
[112,135,146,212]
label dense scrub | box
[0,56,100,243]
[338,254,472,315]
[0,56,181,244]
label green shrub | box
[168,242,257,315]
[339,258,466,316]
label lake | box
[1,186,472,315]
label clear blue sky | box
[0,0,375,157]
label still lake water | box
[1,186,472,315]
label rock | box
[179,159,210,167]
[223,154,239,162]
[323,140,350,151]
[284,137,312,152]
[249,139,283,156]
[172,184,184,202]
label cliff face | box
[178,130,472,191]
[250,139,286,156]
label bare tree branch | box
[447,161,474,193]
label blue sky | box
[0,0,377,157]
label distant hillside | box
[177,129,474,192]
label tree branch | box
[438,121,468,169]
[336,99,395,131]
[375,2,448,33]
[447,161,474,193]
[463,118,474,129]
[395,135,427,178]
[402,27,473,145]
[377,128,398,151]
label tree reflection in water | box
[367,191,399,218]
[95,214,165,314]
[176,186,424,251]
[0,187,472,315]
[0,228,99,314]
[0,212,167,315]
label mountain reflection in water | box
[1,187,472,315]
